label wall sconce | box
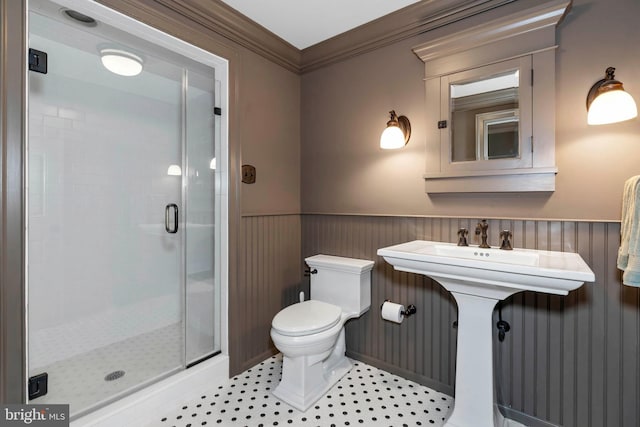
[586,67,637,125]
[380,110,411,149]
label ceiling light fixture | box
[586,67,637,125]
[167,165,182,176]
[380,110,411,149]
[100,48,143,77]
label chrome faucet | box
[475,220,490,248]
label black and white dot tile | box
[154,354,452,427]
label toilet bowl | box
[270,255,374,411]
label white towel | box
[618,175,640,287]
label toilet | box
[270,254,374,411]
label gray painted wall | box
[235,215,302,373]
[300,0,640,221]
[0,0,26,403]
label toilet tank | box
[305,254,374,316]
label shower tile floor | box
[30,322,183,417]
[154,354,453,427]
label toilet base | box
[272,329,352,411]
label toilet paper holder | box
[381,300,417,318]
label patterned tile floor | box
[154,354,453,427]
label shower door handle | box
[165,203,179,234]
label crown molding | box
[100,0,517,74]
[300,0,515,73]
[412,0,571,65]
[154,0,302,72]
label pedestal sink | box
[377,240,595,427]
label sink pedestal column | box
[444,290,525,427]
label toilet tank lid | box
[305,254,374,273]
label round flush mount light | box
[167,164,182,176]
[100,49,143,77]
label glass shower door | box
[185,70,220,365]
[26,0,215,416]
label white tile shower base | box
[30,322,183,417]
[154,354,453,427]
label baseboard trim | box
[499,405,560,427]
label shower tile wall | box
[295,214,640,427]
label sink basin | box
[378,240,594,299]
[377,240,595,427]
[432,244,540,266]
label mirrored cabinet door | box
[440,56,532,172]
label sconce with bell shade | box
[380,110,411,149]
[586,67,637,125]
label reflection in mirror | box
[450,70,519,162]
[477,109,519,159]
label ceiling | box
[218,0,422,50]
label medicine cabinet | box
[412,0,571,193]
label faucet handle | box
[457,228,469,246]
[499,230,513,250]
[476,219,490,248]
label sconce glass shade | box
[587,90,637,125]
[587,67,637,125]
[380,126,406,149]
[210,158,216,170]
[167,164,182,176]
[100,49,143,76]
[380,110,411,149]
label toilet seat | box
[272,300,341,337]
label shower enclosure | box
[26,0,227,417]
